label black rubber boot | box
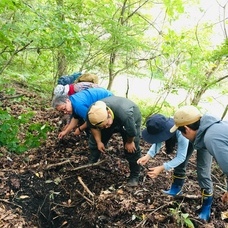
[88,150,101,164]
[127,162,141,187]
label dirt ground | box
[0,84,227,228]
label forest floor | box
[0,83,228,228]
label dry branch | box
[0,199,22,209]
[0,94,24,101]
[76,190,94,205]
[45,159,74,170]
[216,184,226,193]
[78,176,94,197]
[69,159,106,171]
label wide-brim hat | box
[142,114,175,144]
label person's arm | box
[65,118,78,132]
[122,106,139,152]
[163,131,189,171]
[147,138,182,178]
[147,165,165,178]
[147,143,162,158]
[125,136,136,153]
[74,122,87,135]
[137,143,161,165]
[58,118,78,138]
[78,122,87,131]
[90,128,105,153]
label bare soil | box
[0,83,227,228]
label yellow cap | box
[88,101,107,126]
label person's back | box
[86,96,142,187]
[57,72,82,85]
[70,87,113,120]
[195,114,228,176]
[54,82,100,96]
[94,96,141,131]
[76,73,99,84]
[72,82,100,94]
[170,105,228,221]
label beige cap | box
[88,101,107,126]
[170,105,202,133]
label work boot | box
[88,150,101,164]
[127,161,140,187]
[127,176,139,187]
[162,175,185,196]
[197,190,213,222]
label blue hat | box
[142,114,175,144]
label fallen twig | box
[45,159,74,170]
[0,94,24,101]
[78,176,94,197]
[0,198,22,209]
[173,194,201,200]
[76,190,94,205]
[136,203,170,227]
[37,195,48,220]
[150,203,172,213]
[216,184,226,193]
[69,159,106,171]
[51,202,75,208]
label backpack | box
[76,73,99,84]
[57,72,82,86]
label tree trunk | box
[56,0,67,78]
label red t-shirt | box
[68,84,75,95]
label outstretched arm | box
[91,128,105,153]
[58,118,78,139]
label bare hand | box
[58,130,67,139]
[125,142,136,153]
[147,166,164,179]
[221,192,228,204]
[137,154,150,165]
[97,142,106,153]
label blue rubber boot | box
[198,190,213,222]
[162,175,185,196]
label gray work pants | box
[174,142,213,193]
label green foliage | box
[170,207,194,228]
[163,0,185,18]
[0,0,227,109]
[137,99,157,124]
[211,39,228,61]
[0,109,51,154]
[135,97,174,125]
